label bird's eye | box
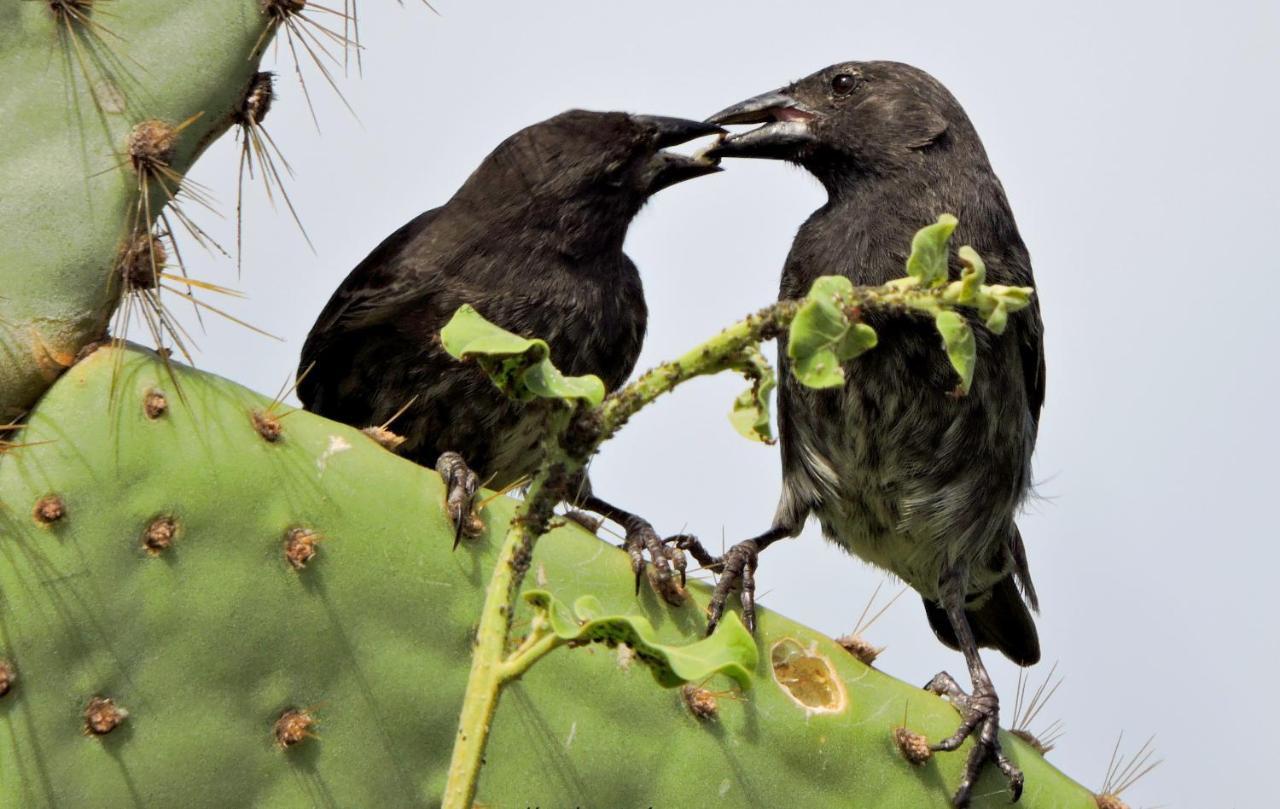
[831,73,858,95]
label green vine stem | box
[440,216,1034,807]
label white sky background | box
[170,1,1280,805]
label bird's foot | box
[435,451,483,548]
[677,536,760,634]
[924,671,1023,807]
[618,515,687,606]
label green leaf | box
[974,285,1033,335]
[728,346,777,444]
[934,310,976,394]
[835,322,878,360]
[905,213,959,287]
[440,305,606,406]
[787,276,878,389]
[954,245,986,304]
[524,591,757,689]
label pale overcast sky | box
[170,2,1279,805]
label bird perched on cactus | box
[702,61,1045,806]
[298,110,722,601]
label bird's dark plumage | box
[299,111,720,491]
[707,61,1045,805]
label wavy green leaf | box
[905,213,959,287]
[934,310,976,394]
[524,591,757,689]
[440,304,606,405]
[728,346,777,444]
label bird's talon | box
[922,675,1021,808]
[436,451,482,549]
[620,518,686,606]
[700,538,760,636]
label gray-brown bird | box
[700,62,1046,806]
[298,110,721,598]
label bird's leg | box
[435,451,483,549]
[924,572,1024,808]
[676,525,790,634]
[579,495,687,606]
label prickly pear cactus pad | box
[0,0,269,418]
[0,348,1098,808]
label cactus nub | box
[0,660,15,698]
[252,409,283,442]
[893,726,932,766]
[274,708,315,748]
[284,528,318,570]
[238,72,276,127]
[680,684,718,721]
[835,633,882,666]
[361,425,406,452]
[83,697,127,735]
[33,494,65,524]
[143,516,178,555]
[119,229,167,292]
[144,389,169,419]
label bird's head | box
[459,110,722,254]
[706,61,969,183]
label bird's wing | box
[308,207,446,338]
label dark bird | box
[298,110,721,598]
[702,62,1045,806]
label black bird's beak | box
[704,89,817,160]
[631,115,725,194]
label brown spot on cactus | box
[128,119,180,176]
[835,633,883,666]
[681,684,717,721]
[118,228,167,292]
[252,409,283,442]
[835,582,904,667]
[237,71,276,127]
[144,389,168,419]
[1011,728,1054,756]
[361,425,405,452]
[33,494,65,524]
[142,516,178,555]
[769,638,846,714]
[0,659,15,698]
[83,696,127,735]
[284,528,319,570]
[893,726,932,766]
[274,708,315,748]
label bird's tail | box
[923,573,1041,667]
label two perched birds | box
[299,62,1044,808]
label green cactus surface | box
[0,0,272,419]
[0,347,1100,808]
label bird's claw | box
[924,671,1023,807]
[436,451,483,548]
[620,517,687,606]
[680,537,760,635]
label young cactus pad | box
[0,0,270,418]
[0,348,1098,807]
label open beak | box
[631,115,725,194]
[704,88,817,160]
